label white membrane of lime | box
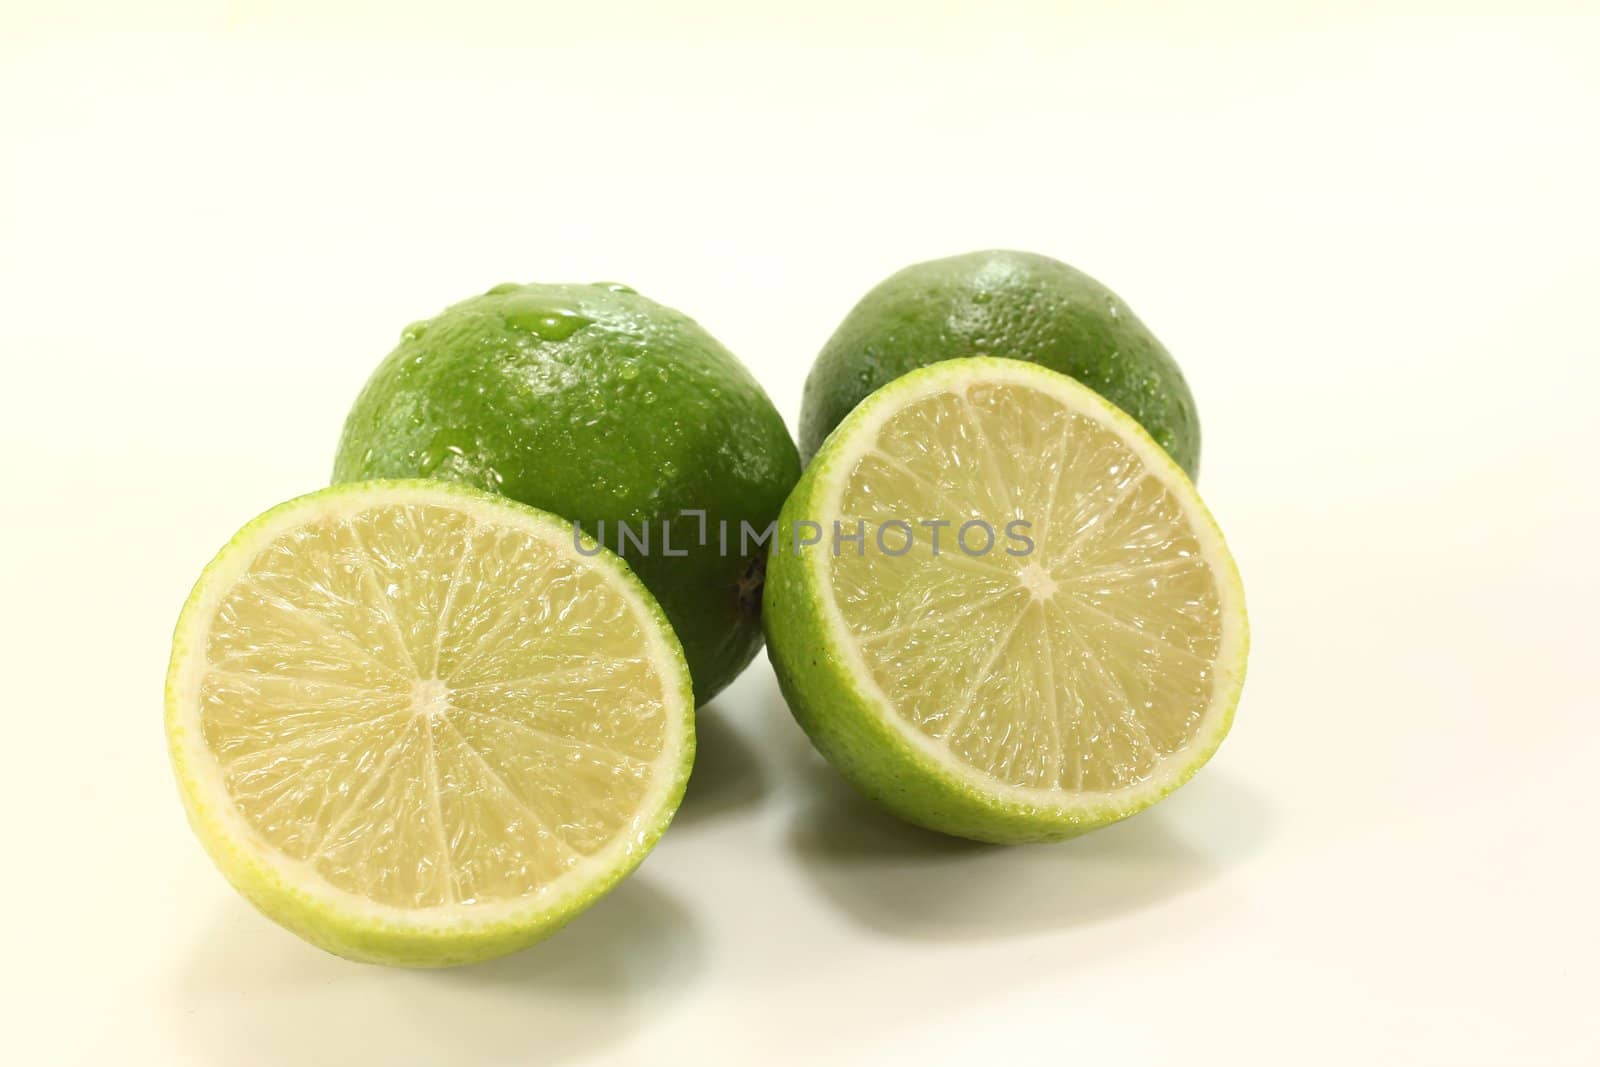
[168,484,690,927]
[813,362,1244,806]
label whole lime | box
[799,250,1201,476]
[333,282,800,704]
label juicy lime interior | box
[192,496,681,909]
[824,377,1226,794]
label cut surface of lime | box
[765,358,1246,842]
[165,481,694,965]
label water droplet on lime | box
[502,299,594,341]
[419,429,473,474]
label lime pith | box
[165,481,694,966]
[766,358,1246,843]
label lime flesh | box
[765,358,1246,843]
[166,481,694,965]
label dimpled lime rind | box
[766,359,1246,844]
[799,250,1201,477]
[333,282,801,705]
[166,481,696,967]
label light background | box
[3,3,1597,1064]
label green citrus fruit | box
[800,250,1201,477]
[333,282,801,704]
[166,480,695,966]
[765,358,1246,844]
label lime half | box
[765,358,1247,843]
[165,481,694,966]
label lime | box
[333,282,801,704]
[765,358,1246,843]
[165,481,695,966]
[800,250,1201,477]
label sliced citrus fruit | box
[765,357,1247,843]
[165,481,694,966]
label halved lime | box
[765,358,1247,843]
[165,481,694,966]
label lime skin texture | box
[799,249,1202,477]
[334,282,801,705]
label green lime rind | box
[165,479,696,967]
[800,249,1201,477]
[333,282,800,705]
[766,358,1247,844]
